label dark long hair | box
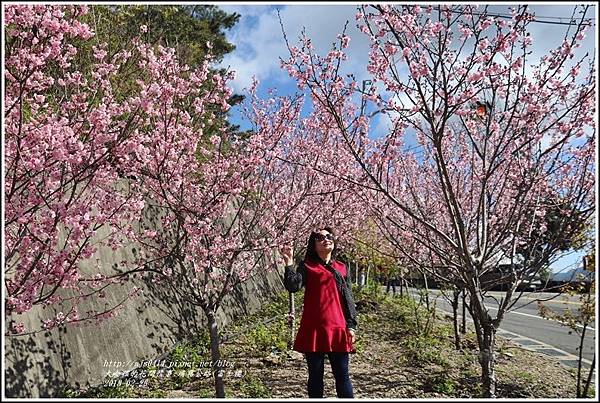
[304,226,337,263]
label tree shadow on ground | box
[495,381,538,398]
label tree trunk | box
[478,324,497,398]
[468,293,497,398]
[461,288,466,334]
[576,323,588,397]
[422,272,430,310]
[288,292,295,349]
[399,275,404,297]
[451,289,461,350]
[582,354,595,398]
[206,310,226,398]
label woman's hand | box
[279,244,294,267]
[348,329,356,344]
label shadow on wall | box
[226,255,283,321]
[134,251,281,349]
[134,261,206,351]
[5,203,283,398]
[4,264,208,397]
[4,255,283,397]
[5,327,74,397]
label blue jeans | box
[305,352,354,398]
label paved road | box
[386,286,596,369]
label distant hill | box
[551,267,594,282]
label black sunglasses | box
[314,233,334,242]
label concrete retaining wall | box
[5,232,285,398]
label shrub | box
[239,373,271,398]
[431,373,457,395]
[245,321,288,354]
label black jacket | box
[283,260,358,330]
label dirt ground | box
[158,296,593,399]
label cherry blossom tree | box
[245,80,373,353]
[3,5,233,338]
[4,6,364,398]
[279,4,595,397]
[123,76,367,396]
[4,4,146,336]
[243,80,371,255]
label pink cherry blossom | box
[276,4,595,397]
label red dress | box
[293,259,355,353]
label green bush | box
[255,291,304,319]
[585,386,595,398]
[245,320,288,354]
[167,331,212,387]
[404,334,446,366]
[382,295,413,327]
[414,299,437,336]
[58,387,79,398]
[431,373,457,395]
[385,294,438,337]
[144,388,167,398]
[435,323,454,339]
[239,373,271,398]
[225,290,304,356]
[225,291,303,344]
[354,279,384,300]
[196,387,215,398]
[170,331,211,365]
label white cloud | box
[219,4,596,94]
[219,2,596,148]
[219,5,374,93]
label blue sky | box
[217,3,598,273]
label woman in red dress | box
[280,227,357,398]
